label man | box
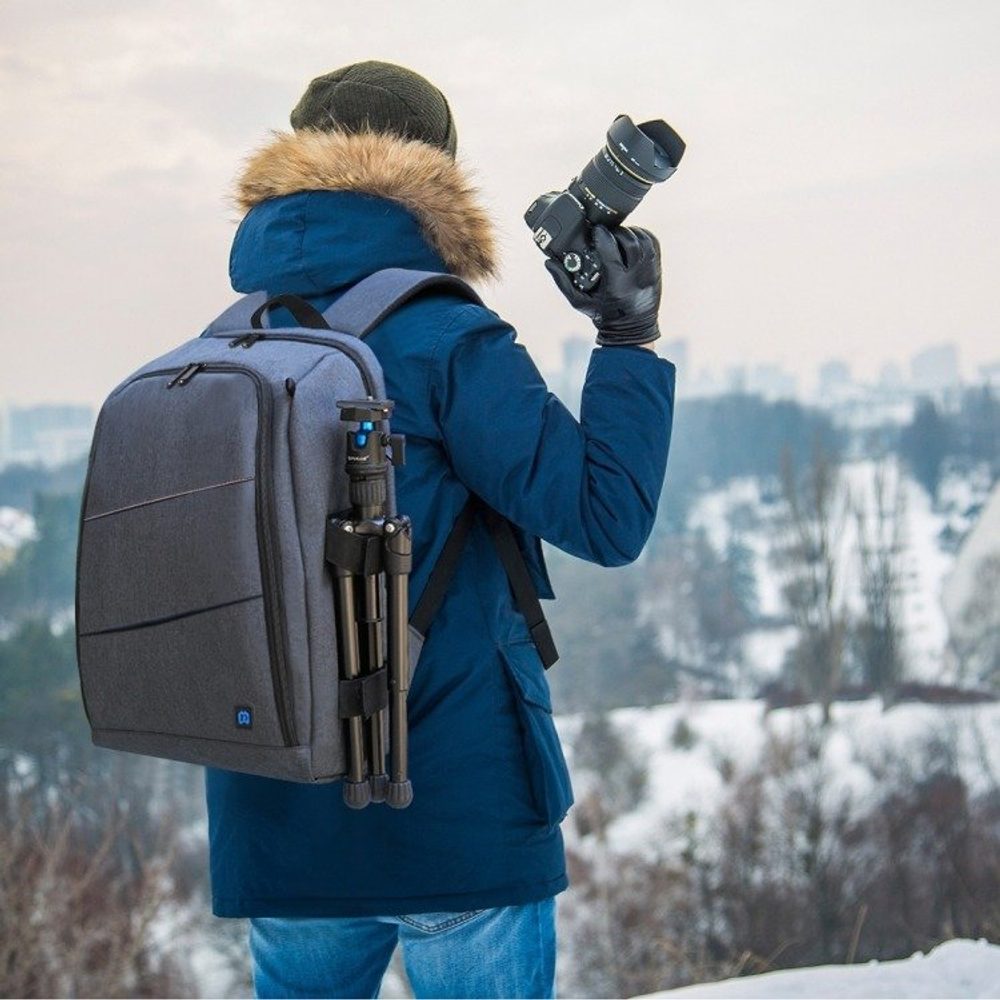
[205,60,676,999]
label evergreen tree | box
[544,550,677,713]
[0,619,88,785]
[725,536,759,625]
[0,454,87,510]
[899,398,950,500]
[0,491,80,619]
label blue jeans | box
[248,898,557,999]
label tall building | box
[747,363,798,401]
[879,362,904,388]
[910,343,960,392]
[977,360,1000,389]
[1,403,95,469]
[0,399,10,468]
[660,337,688,374]
[724,364,748,394]
[817,359,852,399]
[544,334,592,416]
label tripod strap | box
[410,496,559,669]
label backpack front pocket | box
[77,365,295,749]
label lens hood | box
[606,115,686,184]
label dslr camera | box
[525,114,686,290]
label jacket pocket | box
[408,624,426,676]
[498,640,574,828]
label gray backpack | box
[75,268,557,790]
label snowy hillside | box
[682,461,993,689]
[557,698,1000,858]
[553,690,1000,997]
[650,938,1000,998]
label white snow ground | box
[647,938,1000,999]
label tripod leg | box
[384,516,413,808]
[358,571,389,802]
[332,563,371,809]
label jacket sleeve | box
[429,303,676,567]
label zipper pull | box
[229,333,263,349]
[167,362,205,388]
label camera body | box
[525,114,685,291]
[526,190,604,290]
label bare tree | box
[561,718,1000,997]
[0,770,201,998]
[951,553,1000,690]
[854,458,907,706]
[774,439,850,723]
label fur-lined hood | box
[232,128,499,284]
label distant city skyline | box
[2,334,995,471]
[536,332,997,443]
[2,1,999,406]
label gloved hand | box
[545,225,662,346]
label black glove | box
[545,225,662,346]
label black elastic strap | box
[325,515,383,576]
[409,497,478,637]
[338,667,389,719]
[478,505,559,669]
[409,496,559,670]
[250,294,331,330]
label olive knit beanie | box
[290,60,458,158]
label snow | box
[0,506,35,553]
[742,625,798,678]
[943,482,1000,632]
[148,898,240,999]
[687,478,760,555]
[896,472,956,680]
[558,698,1000,858]
[647,938,1000,998]
[682,460,980,687]
[187,931,243,1000]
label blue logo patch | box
[235,706,253,729]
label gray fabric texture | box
[82,596,284,745]
[77,268,471,785]
[320,268,483,338]
[92,729,317,782]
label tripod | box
[325,399,413,810]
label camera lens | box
[569,115,686,227]
[607,115,685,184]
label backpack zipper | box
[210,331,377,396]
[89,362,296,747]
[229,333,264,349]
[167,362,205,387]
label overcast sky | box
[1,0,998,405]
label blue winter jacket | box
[204,131,676,918]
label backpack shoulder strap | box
[410,495,559,670]
[200,269,481,339]
[478,504,558,669]
[321,268,484,339]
